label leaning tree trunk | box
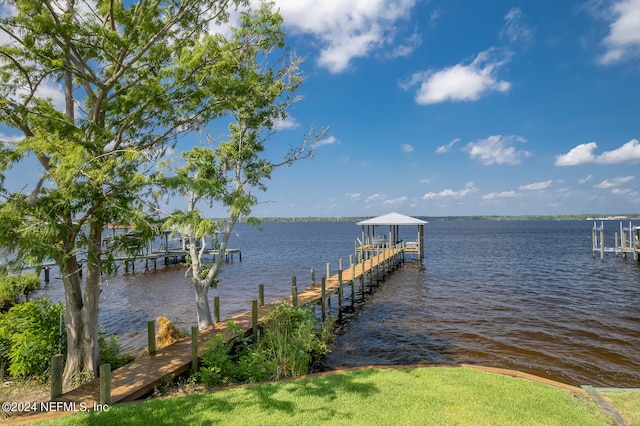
[61,224,102,383]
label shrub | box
[257,302,329,380]
[0,298,65,380]
[99,329,135,370]
[0,273,40,311]
[196,303,334,386]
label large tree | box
[163,3,327,329]
[0,0,246,382]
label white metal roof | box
[356,212,428,226]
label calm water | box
[33,220,640,387]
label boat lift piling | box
[592,221,640,261]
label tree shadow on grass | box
[64,371,380,426]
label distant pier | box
[592,221,640,261]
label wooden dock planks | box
[6,247,405,424]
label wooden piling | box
[292,276,298,307]
[147,320,156,355]
[252,300,258,339]
[360,260,366,294]
[338,270,343,316]
[191,326,199,375]
[100,363,111,405]
[321,277,326,321]
[311,268,315,285]
[351,263,356,304]
[50,354,63,399]
[259,284,265,307]
[214,296,220,323]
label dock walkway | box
[5,247,405,424]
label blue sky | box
[1,0,639,218]
[234,0,640,217]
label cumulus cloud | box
[500,8,534,44]
[594,175,634,188]
[555,139,640,165]
[597,0,640,65]
[404,49,511,104]
[401,144,415,153]
[435,138,460,154]
[482,191,519,200]
[519,180,552,191]
[422,182,477,199]
[275,0,418,73]
[465,135,530,165]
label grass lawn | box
[35,367,614,425]
[602,390,640,425]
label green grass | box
[602,390,640,425]
[37,367,613,426]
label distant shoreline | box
[247,214,640,223]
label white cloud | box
[598,0,640,65]
[347,192,361,200]
[555,139,640,165]
[500,8,533,44]
[401,144,415,153]
[384,196,408,205]
[594,175,634,188]
[419,178,431,184]
[435,138,460,154]
[555,142,597,166]
[464,135,530,165]
[596,139,640,163]
[482,191,519,200]
[405,49,511,105]
[387,32,422,59]
[422,181,477,199]
[273,116,300,130]
[312,135,338,148]
[519,180,552,191]
[0,132,24,144]
[365,193,384,203]
[275,0,418,73]
[578,174,593,184]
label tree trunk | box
[194,282,213,329]
[61,223,102,383]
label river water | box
[33,220,640,388]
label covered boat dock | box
[356,212,427,260]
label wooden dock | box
[592,221,640,261]
[4,246,406,424]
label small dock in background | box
[592,221,640,261]
[5,246,408,424]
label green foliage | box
[257,302,330,379]
[0,299,65,380]
[0,272,40,311]
[98,329,135,370]
[196,321,270,386]
[196,304,333,386]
